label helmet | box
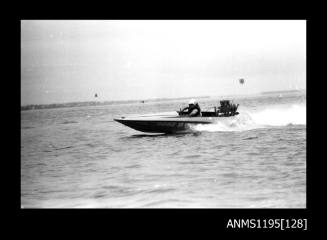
[189,99,196,105]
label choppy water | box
[21,91,306,208]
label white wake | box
[191,104,306,132]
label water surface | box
[21,91,306,208]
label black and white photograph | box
[21,20,306,208]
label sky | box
[21,20,306,105]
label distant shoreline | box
[21,96,210,111]
[21,89,305,111]
[260,89,305,95]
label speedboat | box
[114,100,239,133]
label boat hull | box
[114,116,213,133]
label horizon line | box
[21,89,305,110]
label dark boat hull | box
[114,116,214,133]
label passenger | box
[181,99,201,117]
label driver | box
[181,99,201,117]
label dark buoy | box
[95,93,98,98]
[239,78,245,84]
